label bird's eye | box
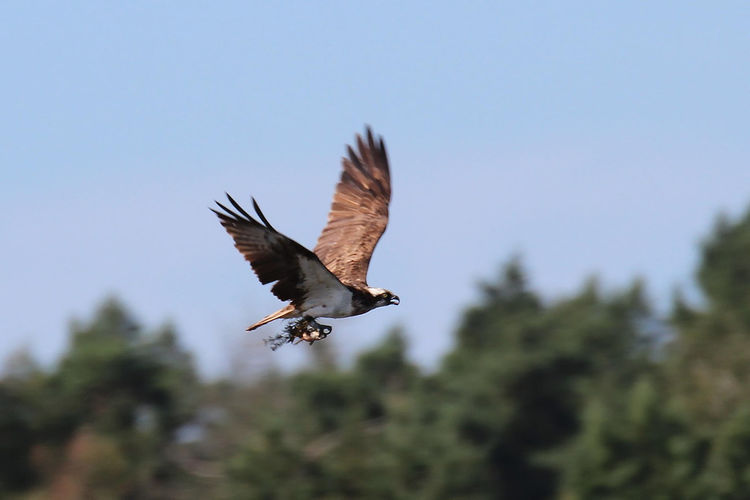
[381,293,389,300]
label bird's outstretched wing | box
[212,194,347,308]
[313,127,391,287]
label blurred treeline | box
[5,208,750,500]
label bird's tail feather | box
[246,305,297,331]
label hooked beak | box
[390,296,400,305]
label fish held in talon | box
[212,127,399,349]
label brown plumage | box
[212,127,399,338]
[314,128,391,287]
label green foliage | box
[226,329,418,499]
[699,211,750,317]
[0,384,37,491]
[705,405,750,499]
[562,208,750,499]
[7,206,750,498]
[564,378,707,499]
[0,298,199,499]
[433,263,652,499]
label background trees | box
[4,206,750,499]
[1,300,199,499]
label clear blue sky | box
[3,2,750,376]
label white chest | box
[302,287,354,318]
[296,255,354,318]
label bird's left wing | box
[212,194,348,308]
[313,127,391,287]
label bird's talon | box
[213,129,398,353]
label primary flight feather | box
[212,127,399,344]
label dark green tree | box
[4,298,200,499]
[432,261,652,499]
[563,377,706,499]
[565,205,750,499]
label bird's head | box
[368,287,400,308]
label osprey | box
[212,127,399,344]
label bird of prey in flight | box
[212,127,399,345]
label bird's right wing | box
[212,194,347,308]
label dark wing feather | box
[313,127,391,287]
[212,194,345,307]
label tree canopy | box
[5,206,750,498]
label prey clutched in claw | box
[263,318,333,350]
[212,128,400,347]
